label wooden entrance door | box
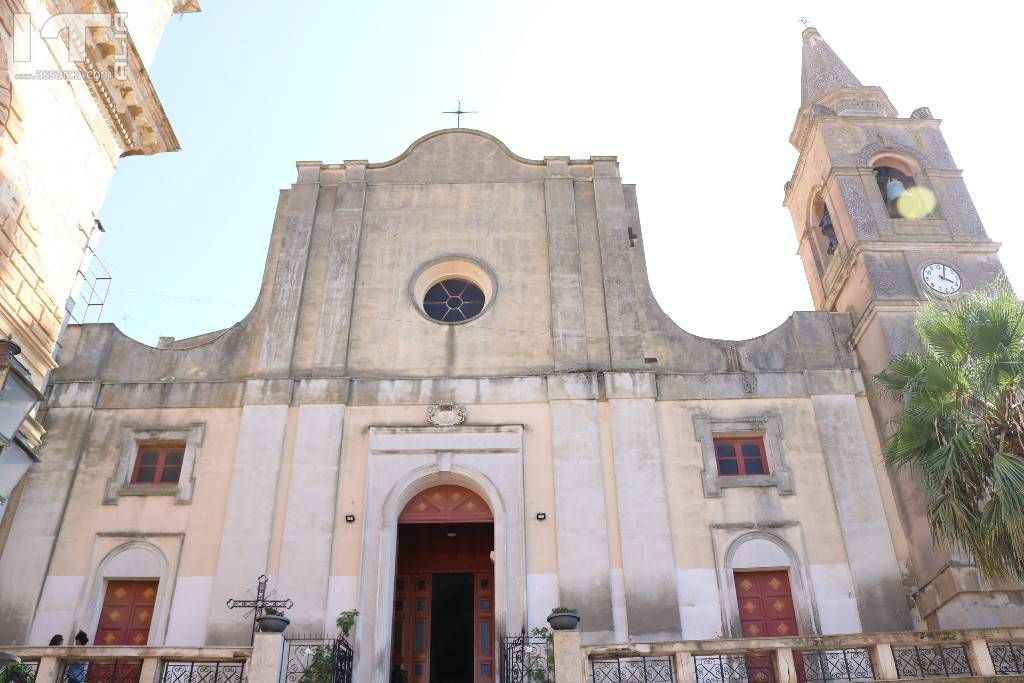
[473,572,495,682]
[393,485,495,683]
[393,574,432,683]
[734,570,798,638]
[735,571,797,683]
[96,580,158,646]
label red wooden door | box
[393,574,432,683]
[474,572,495,682]
[393,487,495,683]
[96,580,158,646]
[735,571,796,683]
[734,570,798,638]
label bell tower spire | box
[800,26,861,106]
[789,28,897,150]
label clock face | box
[921,263,962,295]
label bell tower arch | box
[784,27,1006,629]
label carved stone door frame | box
[355,426,526,683]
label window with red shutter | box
[130,442,185,485]
[713,437,770,476]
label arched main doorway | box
[392,485,495,683]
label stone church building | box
[0,27,1017,683]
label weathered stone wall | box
[0,132,912,670]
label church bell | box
[885,177,907,203]
[819,210,838,255]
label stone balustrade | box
[553,627,1024,683]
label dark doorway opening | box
[430,572,474,683]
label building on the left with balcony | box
[0,0,201,537]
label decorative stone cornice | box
[50,0,180,156]
[789,87,897,152]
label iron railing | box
[0,660,38,683]
[60,659,143,683]
[891,644,972,679]
[796,649,873,682]
[987,642,1024,675]
[161,661,245,683]
[282,635,353,683]
[694,653,775,683]
[500,636,552,683]
[592,656,674,682]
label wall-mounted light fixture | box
[535,512,547,521]
[344,514,356,523]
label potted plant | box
[337,609,359,639]
[546,607,580,631]
[257,606,290,633]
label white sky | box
[95,1,1024,345]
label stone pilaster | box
[544,157,589,371]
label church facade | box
[0,28,1018,683]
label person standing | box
[63,632,89,683]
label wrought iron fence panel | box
[500,636,552,683]
[332,638,353,683]
[988,642,1024,675]
[161,661,245,683]
[591,656,674,682]
[61,659,143,683]
[694,653,774,683]
[282,635,353,683]
[796,649,874,682]
[892,645,972,679]
[1,660,38,683]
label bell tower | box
[784,27,1012,629]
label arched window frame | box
[806,191,840,275]
[867,151,938,221]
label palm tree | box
[876,281,1024,581]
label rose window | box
[422,278,486,323]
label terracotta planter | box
[256,615,290,633]
[546,612,580,631]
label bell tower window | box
[818,206,838,256]
[872,162,937,220]
[808,194,838,277]
[874,166,916,218]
